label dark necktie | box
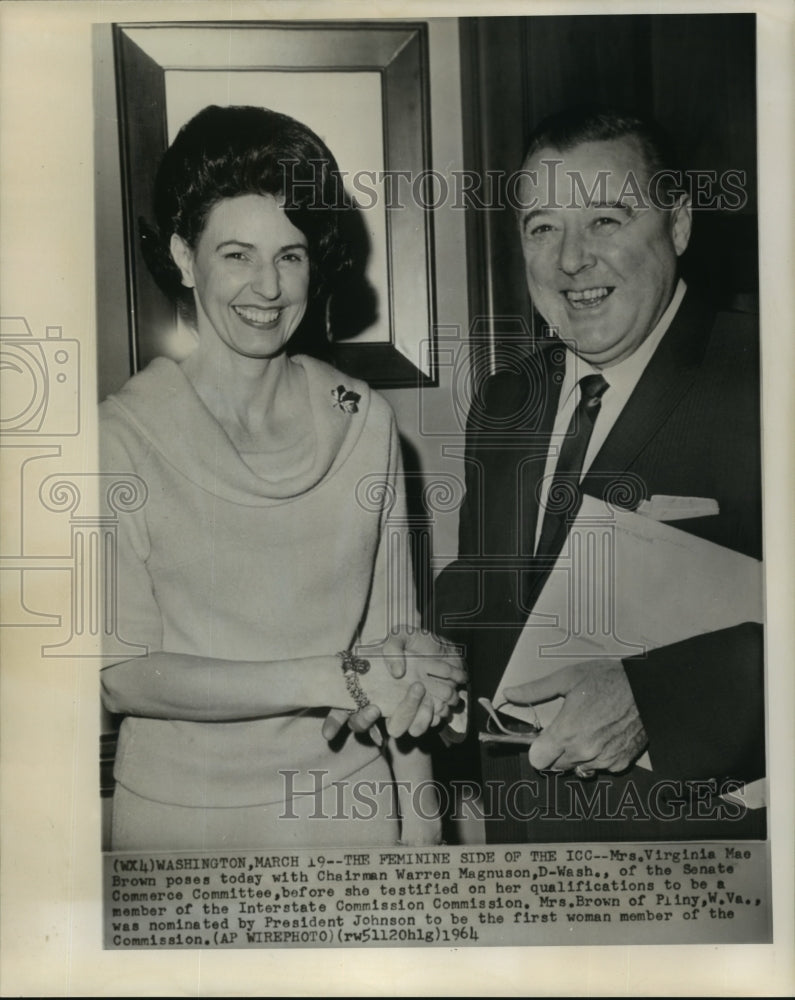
[535,373,609,558]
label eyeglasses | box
[477,697,541,746]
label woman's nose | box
[251,261,280,299]
[558,226,595,276]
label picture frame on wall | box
[107,21,437,389]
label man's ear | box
[170,233,196,289]
[670,194,692,257]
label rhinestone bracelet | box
[337,650,371,711]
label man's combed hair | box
[522,105,685,206]
[142,105,352,313]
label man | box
[434,107,764,843]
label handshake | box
[322,628,467,742]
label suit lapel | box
[522,291,715,608]
[511,339,564,607]
[467,338,564,693]
[582,291,715,499]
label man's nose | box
[557,227,595,276]
[251,260,281,299]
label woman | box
[100,105,464,851]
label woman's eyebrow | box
[214,240,308,252]
[215,240,256,251]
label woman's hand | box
[354,635,435,723]
[372,632,465,736]
[322,630,466,740]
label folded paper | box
[495,494,764,801]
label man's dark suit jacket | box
[434,290,765,842]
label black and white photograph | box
[1,0,793,995]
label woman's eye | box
[280,250,308,264]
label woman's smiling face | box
[171,193,311,360]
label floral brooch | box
[331,384,361,414]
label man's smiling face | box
[518,136,692,368]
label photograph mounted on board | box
[90,11,771,950]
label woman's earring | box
[325,296,333,343]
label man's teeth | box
[233,306,280,324]
[565,287,611,306]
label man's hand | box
[321,683,432,742]
[394,630,465,737]
[504,659,648,775]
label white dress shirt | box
[534,279,687,552]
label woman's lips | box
[563,287,614,309]
[232,305,282,326]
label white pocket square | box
[636,494,720,521]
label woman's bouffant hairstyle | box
[142,105,353,320]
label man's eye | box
[528,223,555,238]
[593,216,621,230]
[224,251,249,261]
